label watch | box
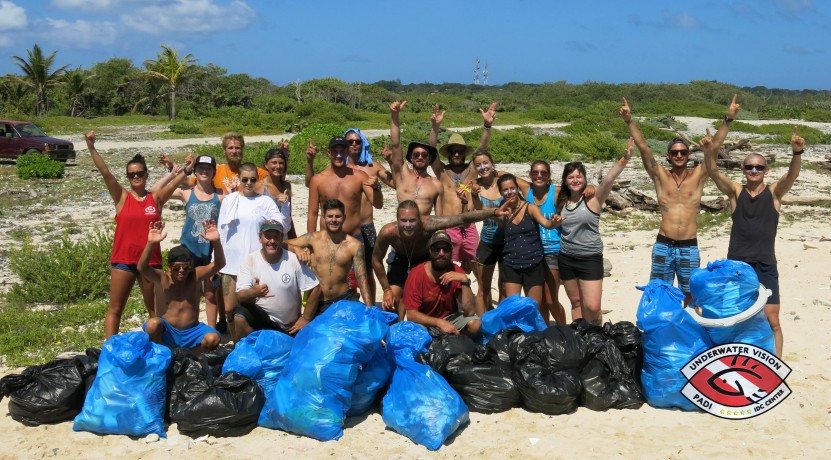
[724,115,734,124]
[461,279,471,287]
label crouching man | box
[403,231,481,337]
[233,220,322,341]
[139,220,225,353]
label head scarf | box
[344,128,373,166]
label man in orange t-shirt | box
[212,132,268,193]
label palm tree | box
[11,44,69,117]
[63,67,95,117]
[0,78,31,116]
[143,45,197,120]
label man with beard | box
[286,199,373,310]
[373,200,510,319]
[138,220,225,352]
[703,125,804,358]
[389,100,443,216]
[403,231,480,337]
[307,137,382,235]
[304,129,394,303]
[620,95,740,305]
[210,132,268,193]
[429,102,497,271]
[234,220,321,341]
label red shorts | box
[446,224,479,263]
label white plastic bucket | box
[684,284,771,327]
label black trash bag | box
[200,346,232,370]
[416,334,481,374]
[521,326,588,371]
[486,327,528,366]
[514,363,581,415]
[580,340,644,411]
[443,353,520,414]
[173,371,265,437]
[603,321,643,385]
[0,348,99,426]
[168,349,265,437]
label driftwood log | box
[605,190,831,212]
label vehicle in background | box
[0,120,76,162]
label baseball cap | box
[259,220,284,234]
[329,136,349,149]
[428,231,452,247]
[194,155,217,170]
[667,137,690,152]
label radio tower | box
[483,63,489,86]
[473,58,480,85]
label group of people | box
[89,94,802,357]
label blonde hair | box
[221,132,245,149]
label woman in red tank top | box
[85,131,190,338]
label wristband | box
[618,157,629,165]
[724,115,734,124]
[461,279,471,287]
[184,169,193,176]
[483,124,492,130]
[792,150,803,155]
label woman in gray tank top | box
[556,138,633,325]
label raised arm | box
[195,220,225,280]
[152,155,191,207]
[711,94,741,152]
[85,131,124,206]
[619,97,660,182]
[307,178,320,234]
[589,137,633,212]
[479,102,497,151]
[423,203,510,232]
[429,104,446,176]
[701,128,740,198]
[304,138,317,187]
[772,126,804,201]
[137,221,166,285]
[389,100,407,177]
[376,141,396,188]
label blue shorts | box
[112,263,161,273]
[143,318,219,349]
[650,235,700,295]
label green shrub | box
[5,230,113,305]
[287,123,348,174]
[15,153,65,179]
[170,120,202,134]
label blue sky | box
[0,0,827,90]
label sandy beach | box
[1,119,830,459]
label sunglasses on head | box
[170,263,192,272]
[669,149,690,157]
[743,164,766,172]
[347,139,362,145]
[240,177,257,184]
[430,245,452,254]
[126,171,147,179]
[530,170,550,178]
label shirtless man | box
[373,200,510,320]
[138,220,225,353]
[621,95,739,304]
[307,136,382,235]
[304,129,395,303]
[389,100,443,216]
[429,102,497,271]
[703,123,804,357]
[286,199,373,311]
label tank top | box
[181,191,221,262]
[559,197,602,257]
[111,192,162,265]
[263,182,293,233]
[479,194,505,244]
[526,184,560,254]
[728,186,779,265]
[503,204,544,269]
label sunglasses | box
[743,164,766,172]
[430,245,452,254]
[669,149,690,157]
[240,177,257,184]
[347,139,362,145]
[126,171,147,179]
[449,149,466,156]
[170,263,192,272]
[411,151,431,159]
[530,170,550,178]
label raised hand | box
[619,97,632,123]
[495,200,512,218]
[183,154,195,174]
[791,125,805,152]
[381,140,393,162]
[431,103,446,126]
[480,102,497,126]
[727,94,741,119]
[624,136,634,161]
[199,219,219,242]
[147,220,167,244]
[158,154,174,171]
[700,128,714,151]
[279,141,290,154]
[84,130,96,148]
[390,100,408,114]
[306,137,317,161]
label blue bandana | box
[344,128,373,166]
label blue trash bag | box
[480,294,548,345]
[386,320,433,361]
[636,279,712,411]
[690,260,759,318]
[222,330,293,396]
[346,346,393,416]
[705,310,775,354]
[382,357,469,450]
[258,301,396,441]
[73,331,171,437]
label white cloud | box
[674,13,701,29]
[0,34,11,47]
[122,0,255,34]
[774,0,815,13]
[0,1,27,31]
[42,18,118,48]
[51,0,113,8]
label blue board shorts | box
[650,234,700,295]
[143,318,219,349]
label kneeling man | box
[234,220,321,341]
[403,231,480,337]
[139,220,225,353]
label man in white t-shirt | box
[233,220,321,341]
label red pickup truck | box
[0,120,76,162]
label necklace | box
[670,169,689,192]
[401,237,417,274]
[509,202,527,221]
[565,197,582,212]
